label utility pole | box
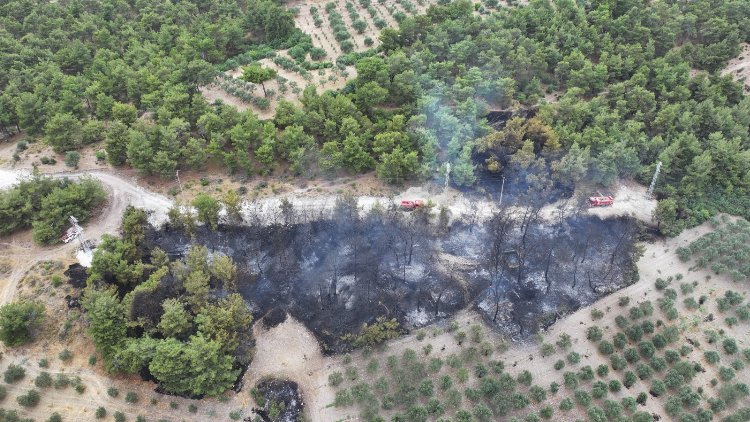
[647,161,662,199]
[499,176,506,206]
[175,170,183,194]
[69,216,89,254]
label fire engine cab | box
[400,199,425,210]
[588,196,614,207]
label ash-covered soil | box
[148,200,641,352]
[251,379,304,422]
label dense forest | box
[1,0,749,234]
[82,207,252,397]
[0,173,105,243]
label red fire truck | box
[588,196,614,207]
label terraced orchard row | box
[201,0,503,117]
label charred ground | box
[147,198,642,352]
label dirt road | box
[0,169,173,306]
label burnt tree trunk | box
[544,248,554,294]
[580,235,590,263]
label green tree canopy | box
[0,301,45,347]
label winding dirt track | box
[0,169,173,305]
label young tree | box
[241,64,277,97]
[221,190,243,224]
[0,301,45,347]
[44,113,82,153]
[81,289,127,369]
[149,334,238,396]
[195,294,253,356]
[192,193,220,230]
[65,151,81,168]
[158,298,193,338]
[210,254,238,292]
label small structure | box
[588,196,614,207]
[60,217,82,243]
[400,199,425,210]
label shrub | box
[608,379,621,392]
[637,391,648,405]
[613,333,627,350]
[16,389,40,407]
[540,343,554,357]
[529,385,546,403]
[649,380,667,397]
[655,278,670,290]
[58,349,72,362]
[650,356,667,372]
[566,352,581,365]
[559,397,573,411]
[719,366,735,382]
[512,392,529,409]
[629,306,644,320]
[556,333,572,350]
[563,372,578,389]
[587,326,603,342]
[665,349,681,363]
[4,364,25,383]
[705,351,721,364]
[35,372,52,388]
[723,338,738,354]
[618,296,630,307]
[652,333,667,349]
[517,370,532,386]
[591,381,607,399]
[615,315,629,329]
[53,374,69,389]
[636,363,653,380]
[610,355,627,371]
[0,300,46,347]
[624,348,640,363]
[38,359,49,368]
[591,309,604,320]
[623,371,637,388]
[578,365,594,381]
[638,341,656,358]
[474,364,487,379]
[574,389,591,407]
[114,411,125,422]
[64,151,80,168]
[457,368,469,383]
[549,381,559,394]
[334,389,353,407]
[596,364,610,377]
[125,392,138,403]
[599,341,614,355]
[554,359,564,370]
[419,380,434,397]
[439,375,452,391]
[626,325,644,342]
[47,412,62,422]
